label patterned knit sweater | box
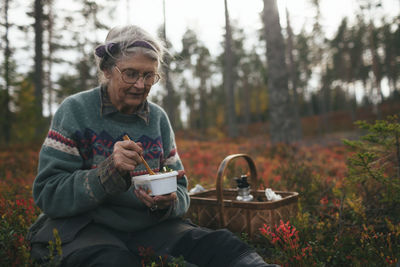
[33,87,190,232]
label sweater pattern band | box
[74,128,116,161]
[44,130,80,156]
[73,128,163,163]
[44,128,165,169]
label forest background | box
[1,0,400,143]
[1,0,400,266]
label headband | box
[95,41,157,58]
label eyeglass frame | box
[114,65,160,86]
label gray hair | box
[95,25,166,84]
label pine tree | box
[223,0,238,138]
[1,0,12,144]
[33,0,44,133]
[285,7,302,139]
[263,0,299,143]
[161,0,179,128]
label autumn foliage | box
[1,117,400,266]
[0,145,41,266]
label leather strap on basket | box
[216,154,258,228]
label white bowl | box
[132,171,178,196]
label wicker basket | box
[186,154,299,239]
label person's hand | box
[134,189,177,211]
[112,139,143,175]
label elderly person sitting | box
[27,24,277,267]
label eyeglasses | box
[114,66,160,86]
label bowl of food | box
[132,170,178,196]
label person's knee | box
[209,229,249,252]
[62,245,141,267]
[171,228,252,266]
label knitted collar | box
[100,85,150,125]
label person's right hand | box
[112,139,143,175]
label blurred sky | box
[10,0,399,73]
[112,0,400,55]
[108,0,399,110]
[7,0,400,116]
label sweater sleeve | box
[159,110,190,218]
[33,97,108,218]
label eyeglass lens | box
[122,69,159,85]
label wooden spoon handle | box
[123,135,156,175]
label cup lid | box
[132,170,178,181]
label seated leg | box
[170,227,276,267]
[61,244,141,267]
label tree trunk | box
[285,8,302,139]
[162,0,176,127]
[263,0,299,143]
[34,0,44,121]
[2,0,11,144]
[46,0,54,119]
[368,22,383,119]
[319,82,331,134]
[243,78,251,128]
[224,0,238,138]
[199,75,207,133]
[310,0,330,136]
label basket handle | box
[216,154,258,228]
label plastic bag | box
[265,188,282,201]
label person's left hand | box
[134,189,177,211]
